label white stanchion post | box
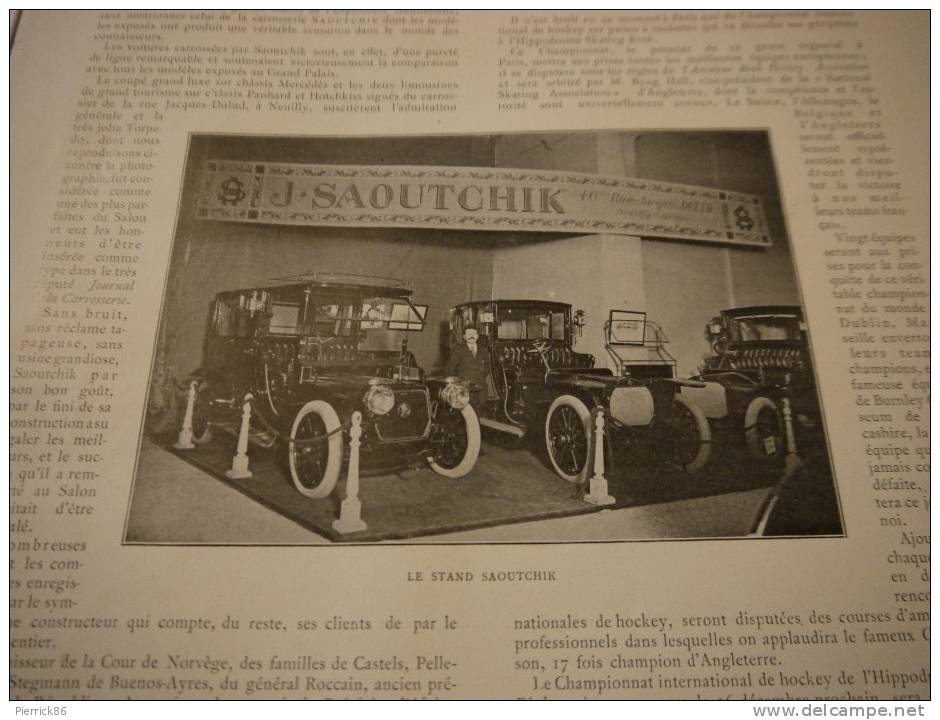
[173,380,198,449]
[584,408,615,506]
[333,411,367,533]
[780,396,803,479]
[225,393,253,479]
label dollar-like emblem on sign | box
[219,176,246,206]
[733,205,755,231]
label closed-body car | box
[184,274,480,498]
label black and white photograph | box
[125,130,843,544]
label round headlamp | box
[440,382,470,410]
[364,385,395,416]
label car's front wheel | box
[427,403,481,478]
[545,394,592,483]
[189,382,214,445]
[659,395,712,474]
[287,400,343,499]
[744,396,785,463]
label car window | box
[269,303,301,335]
[211,295,261,339]
[498,318,525,339]
[496,307,565,340]
[450,309,463,341]
[361,300,393,330]
[526,314,549,339]
[211,298,235,337]
[729,316,801,342]
[475,305,495,340]
[311,303,359,337]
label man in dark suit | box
[445,326,491,409]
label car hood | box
[545,368,621,390]
[312,373,424,391]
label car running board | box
[479,417,525,437]
[211,420,279,449]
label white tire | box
[288,400,343,499]
[428,404,481,478]
[184,381,213,445]
[545,394,592,483]
[667,395,712,474]
[744,396,784,462]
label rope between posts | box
[245,395,351,447]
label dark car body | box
[681,305,822,462]
[184,274,479,498]
[448,300,710,481]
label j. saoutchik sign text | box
[197,160,771,247]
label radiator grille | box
[374,388,431,442]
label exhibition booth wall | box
[156,131,797,391]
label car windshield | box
[727,314,801,342]
[308,301,363,337]
[211,287,426,339]
[497,306,566,341]
[306,297,426,337]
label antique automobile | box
[447,301,711,482]
[182,273,480,498]
[680,305,821,464]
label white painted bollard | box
[333,411,367,534]
[583,408,615,506]
[174,381,198,449]
[225,393,253,479]
[780,397,803,479]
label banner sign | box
[197,161,771,247]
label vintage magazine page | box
[9,10,930,707]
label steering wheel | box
[525,339,551,371]
[525,339,549,355]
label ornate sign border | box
[196,161,772,247]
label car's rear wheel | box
[189,382,214,445]
[427,403,481,478]
[288,400,342,499]
[744,396,785,462]
[545,394,591,483]
[659,395,711,473]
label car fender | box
[680,381,729,420]
[283,387,356,425]
[532,383,600,415]
[608,385,655,427]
